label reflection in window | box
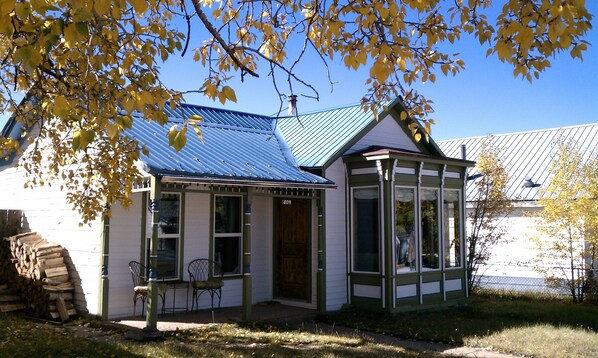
[148,193,180,279]
[214,196,242,275]
[353,187,379,272]
[395,187,416,273]
[421,189,439,270]
[444,190,461,268]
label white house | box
[438,123,598,293]
[0,98,473,321]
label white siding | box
[251,195,273,303]
[324,158,348,311]
[183,192,211,268]
[346,114,420,154]
[0,164,102,316]
[476,206,550,279]
[107,193,144,318]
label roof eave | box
[160,174,337,189]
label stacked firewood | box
[0,232,77,321]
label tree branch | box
[190,0,259,78]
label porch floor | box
[113,302,318,331]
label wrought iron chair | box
[187,258,224,311]
[128,261,167,316]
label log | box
[0,294,21,302]
[45,266,68,279]
[56,297,69,321]
[0,233,77,320]
[0,303,26,312]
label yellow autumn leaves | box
[0,0,592,224]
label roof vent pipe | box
[288,94,298,116]
[460,144,467,160]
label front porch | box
[113,303,318,331]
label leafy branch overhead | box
[0,0,592,222]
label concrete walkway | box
[112,304,518,357]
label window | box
[353,187,380,272]
[146,192,180,280]
[443,190,462,268]
[214,195,242,275]
[395,187,416,273]
[421,189,440,270]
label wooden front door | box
[275,198,309,300]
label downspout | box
[382,159,396,312]
[146,176,161,331]
[98,204,110,320]
[344,161,351,305]
[417,162,424,305]
[377,160,385,309]
[461,145,470,298]
[317,187,326,313]
[242,188,253,321]
[440,165,447,302]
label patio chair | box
[188,258,224,311]
[128,261,168,316]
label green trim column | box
[99,204,110,320]
[382,159,395,312]
[146,176,161,330]
[317,191,326,312]
[242,189,252,321]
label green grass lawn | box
[322,293,598,357]
[0,315,434,357]
[1,293,596,357]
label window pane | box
[159,193,179,235]
[157,237,177,278]
[395,188,416,273]
[215,236,241,275]
[421,189,439,269]
[215,196,241,233]
[353,188,379,272]
[444,190,461,268]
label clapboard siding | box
[346,114,419,155]
[251,195,273,303]
[324,159,348,311]
[107,193,144,317]
[0,164,102,315]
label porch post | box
[382,159,395,313]
[242,189,252,321]
[98,204,110,320]
[317,191,326,312]
[146,176,161,330]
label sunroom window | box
[214,195,242,275]
[421,189,440,270]
[443,190,462,268]
[395,187,416,273]
[352,187,380,273]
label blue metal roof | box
[437,123,598,201]
[163,103,272,131]
[129,105,333,187]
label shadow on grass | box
[317,293,598,345]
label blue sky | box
[159,3,598,141]
[2,5,597,141]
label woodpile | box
[0,232,77,321]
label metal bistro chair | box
[188,258,224,311]
[128,261,168,316]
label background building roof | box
[437,123,598,201]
